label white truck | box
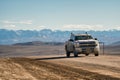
[65,33,100,57]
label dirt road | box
[0,55,120,80]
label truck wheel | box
[74,51,78,57]
[85,53,89,56]
[94,52,99,56]
[66,51,70,57]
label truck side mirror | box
[94,38,97,40]
[69,39,73,42]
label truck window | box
[75,36,93,40]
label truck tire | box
[66,51,70,57]
[74,51,78,57]
[94,52,99,56]
[85,53,89,56]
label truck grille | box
[79,42,96,47]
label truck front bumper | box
[75,47,98,53]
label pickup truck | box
[65,33,100,57]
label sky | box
[0,0,120,31]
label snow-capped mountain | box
[0,29,120,45]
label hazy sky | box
[0,0,120,31]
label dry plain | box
[0,45,120,80]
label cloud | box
[3,24,17,30]
[28,25,47,30]
[1,24,47,30]
[0,19,46,30]
[8,24,16,28]
[2,20,32,25]
[61,24,120,31]
[114,26,120,30]
[1,20,120,31]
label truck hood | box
[75,39,98,43]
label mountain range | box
[0,29,120,45]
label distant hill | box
[0,29,120,45]
[105,41,120,54]
[110,41,120,46]
[13,41,64,46]
[107,41,120,48]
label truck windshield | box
[75,36,93,40]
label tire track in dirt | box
[0,58,36,80]
[47,60,120,78]
[11,58,120,80]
